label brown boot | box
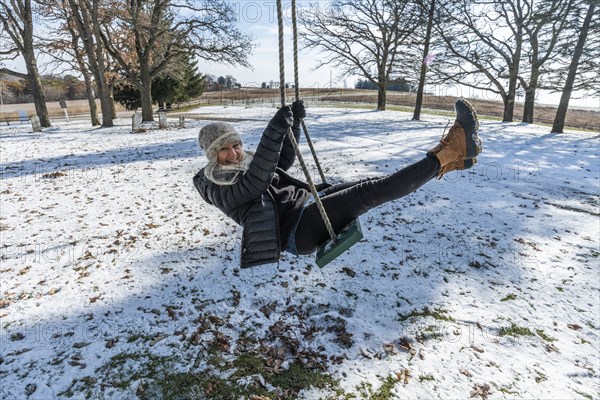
[428,99,481,177]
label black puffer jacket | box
[193,117,305,268]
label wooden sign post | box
[59,100,69,122]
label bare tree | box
[99,0,253,122]
[545,0,599,98]
[0,0,51,126]
[68,26,101,126]
[412,0,436,120]
[299,0,421,110]
[552,1,597,133]
[518,0,574,123]
[37,0,100,126]
[67,0,115,127]
[433,0,531,122]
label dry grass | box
[199,88,599,132]
[0,99,125,121]
[1,90,597,131]
[329,91,600,131]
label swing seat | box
[315,218,363,268]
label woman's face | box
[217,142,244,166]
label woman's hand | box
[291,100,306,122]
[272,100,306,131]
[272,105,294,130]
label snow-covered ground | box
[1,105,598,399]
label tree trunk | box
[376,67,387,111]
[413,0,435,121]
[97,82,113,126]
[19,0,50,127]
[552,3,595,133]
[92,61,113,126]
[24,56,51,127]
[502,21,524,123]
[502,97,513,122]
[77,57,100,126]
[503,70,520,122]
[139,75,154,122]
[70,24,99,126]
[522,69,540,123]
[93,29,113,126]
[68,0,113,127]
[82,69,99,126]
[377,84,387,110]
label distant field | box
[198,88,600,132]
[1,89,598,131]
[0,100,126,121]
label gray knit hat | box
[198,122,242,161]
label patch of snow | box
[1,105,598,399]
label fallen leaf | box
[398,337,412,351]
[259,301,277,318]
[471,345,484,353]
[470,383,492,399]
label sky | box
[195,0,598,110]
[195,1,347,89]
[2,0,597,109]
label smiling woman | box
[193,98,483,268]
[217,143,244,166]
[198,122,254,186]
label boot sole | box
[455,99,482,159]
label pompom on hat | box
[198,122,242,161]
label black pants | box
[294,156,440,254]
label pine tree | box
[114,55,205,110]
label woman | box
[193,99,482,268]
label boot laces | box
[440,120,452,145]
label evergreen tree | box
[152,74,182,108]
[177,56,204,102]
[113,83,141,111]
[114,55,205,110]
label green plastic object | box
[315,218,363,268]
